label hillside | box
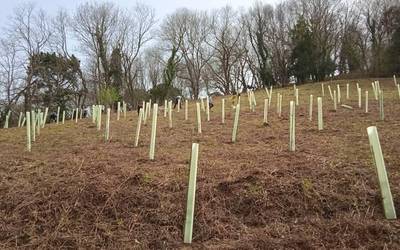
[1,78,400,249]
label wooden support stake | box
[295,88,299,106]
[56,107,60,124]
[337,84,341,103]
[318,97,323,131]
[252,91,257,107]
[97,106,102,130]
[397,84,400,100]
[263,99,268,125]
[183,143,199,244]
[341,104,353,110]
[62,110,65,124]
[105,108,111,141]
[75,108,79,123]
[42,107,48,127]
[394,75,397,86]
[358,87,362,108]
[177,99,181,112]
[333,90,337,111]
[328,85,333,100]
[37,109,41,125]
[4,115,9,129]
[92,105,96,123]
[196,103,202,134]
[221,98,225,124]
[365,91,369,113]
[251,92,255,112]
[143,102,147,123]
[346,83,349,99]
[206,96,210,121]
[276,93,280,114]
[134,108,143,147]
[164,100,168,118]
[309,95,313,121]
[185,100,188,121]
[231,104,241,143]
[37,112,42,135]
[279,94,283,117]
[21,117,26,127]
[268,86,273,106]
[379,90,384,121]
[269,86,273,98]
[372,82,378,100]
[321,83,325,97]
[147,102,151,121]
[168,100,173,128]
[376,81,381,93]
[367,126,396,219]
[247,91,252,110]
[123,102,127,119]
[18,112,22,127]
[148,99,152,116]
[289,101,296,152]
[144,102,149,125]
[117,102,121,121]
[149,104,158,160]
[92,105,97,124]
[26,112,31,152]
[31,111,36,142]
[142,101,146,121]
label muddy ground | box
[1,78,400,249]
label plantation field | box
[1,78,400,249]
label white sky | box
[0,0,282,28]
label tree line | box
[0,0,399,123]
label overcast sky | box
[0,0,281,28]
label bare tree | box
[2,0,400,116]
[144,46,163,88]
[73,2,121,90]
[337,2,365,75]
[245,2,275,88]
[51,9,88,107]
[358,0,399,76]
[7,3,51,110]
[119,3,156,96]
[51,9,71,57]
[0,38,25,116]
[268,3,292,85]
[162,8,213,99]
[207,6,244,94]
[292,0,342,81]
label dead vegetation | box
[1,78,400,249]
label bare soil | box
[1,78,400,249]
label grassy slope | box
[0,78,400,249]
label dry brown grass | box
[1,78,400,249]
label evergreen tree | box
[150,46,180,103]
[339,24,363,75]
[163,46,178,88]
[289,17,314,83]
[28,52,83,110]
[383,6,400,75]
[109,46,123,97]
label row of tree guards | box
[13,80,400,243]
